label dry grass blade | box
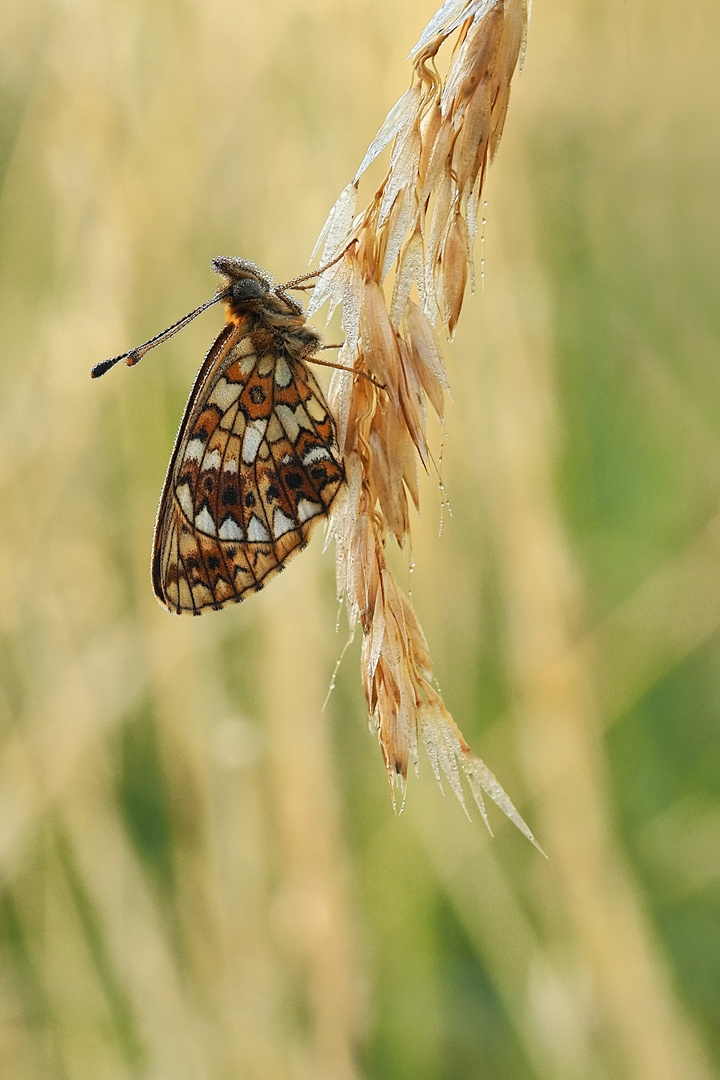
[313,0,540,843]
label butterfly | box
[92,257,346,615]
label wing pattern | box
[152,319,344,614]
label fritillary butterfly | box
[92,257,345,614]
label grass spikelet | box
[315,0,540,844]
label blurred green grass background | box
[1,1,719,1078]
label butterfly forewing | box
[152,314,344,615]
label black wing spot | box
[310,465,330,485]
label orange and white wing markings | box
[152,318,344,615]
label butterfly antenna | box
[91,290,229,379]
[279,240,358,294]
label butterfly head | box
[211,256,272,306]
[212,255,309,321]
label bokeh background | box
[1,0,719,1077]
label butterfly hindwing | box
[152,319,344,614]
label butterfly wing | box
[152,319,345,614]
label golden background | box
[0,1,718,1077]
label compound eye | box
[232,278,267,303]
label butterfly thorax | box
[213,255,321,362]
